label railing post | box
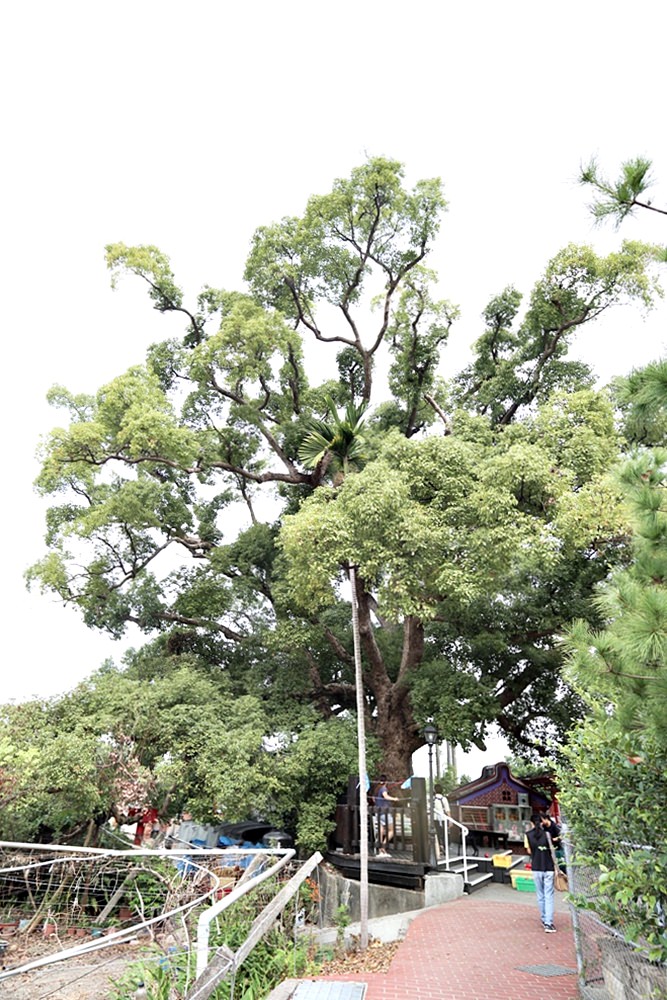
[444,815,450,867]
[411,777,429,864]
[344,775,358,855]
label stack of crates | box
[492,851,515,884]
[510,868,536,892]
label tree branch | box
[61,450,314,487]
[632,198,667,217]
[424,394,452,434]
[322,627,354,665]
[134,271,205,344]
[496,711,550,758]
[353,573,390,692]
[397,616,424,684]
[128,611,244,642]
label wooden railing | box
[333,775,430,863]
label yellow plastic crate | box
[492,853,513,868]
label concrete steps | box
[436,855,496,893]
[464,871,495,893]
[440,851,530,891]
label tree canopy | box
[556,154,667,963]
[0,652,362,850]
[26,156,664,794]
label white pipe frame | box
[0,840,293,982]
[193,848,296,979]
[441,817,470,883]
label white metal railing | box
[441,816,470,882]
[193,848,295,978]
[187,851,322,1000]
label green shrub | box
[558,718,667,963]
[111,883,317,998]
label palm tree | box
[298,398,367,483]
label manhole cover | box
[293,984,367,1000]
[517,963,577,977]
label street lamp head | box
[422,723,438,746]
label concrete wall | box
[318,864,463,925]
[600,939,667,1000]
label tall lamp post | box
[423,723,439,868]
[349,565,368,950]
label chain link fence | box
[564,829,666,1000]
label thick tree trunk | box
[353,578,424,777]
[372,695,421,779]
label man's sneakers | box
[544,923,557,933]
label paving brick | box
[311,896,579,1000]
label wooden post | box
[411,777,429,864]
[185,852,323,1000]
[94,870,138,925]
[344,774,357,855]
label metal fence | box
[564,829,667,1000]
[0,841,321,999]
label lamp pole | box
[349,565,368,950]
[423,723,438,868]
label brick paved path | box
[312,895,580,999]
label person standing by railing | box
[375,775,400,857]
[433,783,450,856]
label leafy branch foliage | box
[558,157,667,963]
[559,721,667,962]
[111,884,316,999]
[580,156,667,227]
[24,155,665,806]
[0,654,363,852]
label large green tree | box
[0,651,361,850]
[559,428,667,961]
[279,388,632,770]
[556,155,667,962]
[565,154,667,750]
[27,158,663,776]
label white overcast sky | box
[2,2,665,773]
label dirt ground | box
[0,933,400,999]
[0,937,143,1000]
[317,937,401,975]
